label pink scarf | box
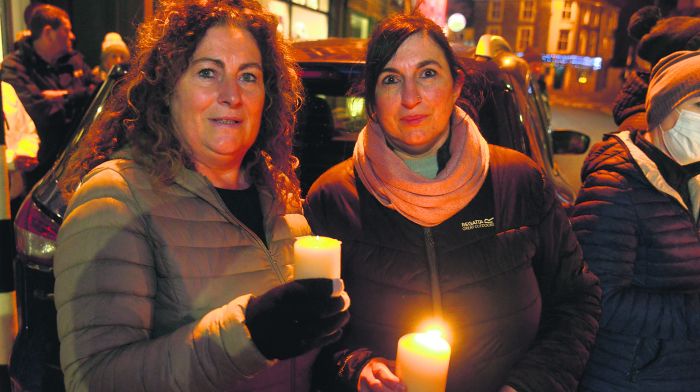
[353,107,490,227]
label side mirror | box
[552,130,590,155]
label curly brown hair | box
[61,0,303,206]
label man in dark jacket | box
[1,4,99,188]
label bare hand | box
[41,89,69,101]
[358,358,406,392]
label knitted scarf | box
[353,107,489,227]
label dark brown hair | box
[29,4,69,39]
[358,12,484,121]
[61,0,303,206]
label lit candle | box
[396,330,451,392]
[293,235,341,280]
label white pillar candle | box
[293,235,341,280]
[396,331,451,392]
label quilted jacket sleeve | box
[505,174,602,392]
[572,141,700,341]
[54,167,270,392]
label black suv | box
[9,35,588,391]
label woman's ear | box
[452,69,465,102]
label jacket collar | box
[614,130,690,212]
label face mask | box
[661,109,700,165]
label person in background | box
[612,5,700,130]
[91,32,130,82]
[1,79,39,392]
[1,4,99,189]
[305,12,601,392]
[573,50,700,391]
[53,1,348,391]
[2,81,39,202]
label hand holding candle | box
[396,330,451,392]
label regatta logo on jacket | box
[461,217,495,231]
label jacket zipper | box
[210,184,296,390]
[208,184,286,283]
[423,228,443,318]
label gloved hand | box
[245,278,350,360]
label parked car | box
[9,35,589,391]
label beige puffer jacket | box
[54,157,312,392]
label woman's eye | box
[421,69,437,78]
[240,72,258,83]
[197,68,216,79]
[381,75,400,85]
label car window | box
[295,92,366,192]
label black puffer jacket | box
[305,145,601,392]
[573,131,700,392]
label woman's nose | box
[401,81,421,108]
[219,80,242,107]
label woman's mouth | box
[400,114,428,126]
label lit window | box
[516,26,533,52]
[520,0,535,21]
[557,29,570,52]
[488,0,504,22]
[562,0,573,19]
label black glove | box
[245,278,350,360]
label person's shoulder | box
[488,144,542,183]
[580,132,631,179]
[306,158,356,201]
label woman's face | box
[170,24,265,174]
[374,33,463,156]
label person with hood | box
[91,32,130,82]
[573,50,700,391]
[612,5,700,130]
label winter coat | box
[573,130,700,392]
[305,145,601,392]
[54,155,313,392]
[0,37,99,185]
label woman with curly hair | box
[53,1,348,391]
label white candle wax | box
[293,235,341,280]
[396,331,451,392]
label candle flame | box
[418,318,452,344]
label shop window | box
[291,5,328,40]
[349,12,371,38]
